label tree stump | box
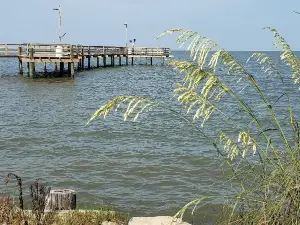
[44,189,76,212]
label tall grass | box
[88,27,300,224]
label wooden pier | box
[0,43,171,78]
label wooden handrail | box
[0,43,171,58]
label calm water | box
[0,51,299,223]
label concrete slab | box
[128,216,191,225]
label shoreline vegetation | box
[87,27,300,224]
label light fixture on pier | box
[129,39,136,48]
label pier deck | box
[0,43,171,78]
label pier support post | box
[151,57,153,66]
[119,56,121,66]
[88,57,91,69]
[68,62,71,77]
[131,57,134,65]
[29,63,34,78]
[60,62,64,75]
[87,47,91,69]
[18,58,23,75]
[44,63,47,72]
[18,47,23,74]
[111,56,114,66]
[77,62,80,71]
[27,63,30,76]
[103,56,106,67]
[29,47,35,78]
[81,47,85,69]
[71,63,75,78]
[81,57,85,69]
[97,57,100,68]
[68,62,75,78]
[126,56,128,66]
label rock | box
[128,216,191,225]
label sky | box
[0,0,300,50]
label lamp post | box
[124,23,128,48]
[53,5,66,44]
[53,5,62,44]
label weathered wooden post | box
[81,47,85,69]
[97,57,100,68]
[111,56,114,66]
[45,189,76,212]
[126,56,128,66]
[70,63,75,78]
[119,56,122,66]
[60,62,64,75]
[87,47,91,69]
[18,46,23,74]
[67,62,71,76]
[131,57,134,65]
[151,57,153,66]
[103,56,106,67]
[44,63,47,72]
[27,63,30,76]
[68,46,74,77]
[29,47,35,78]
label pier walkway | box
[0,43,171,78]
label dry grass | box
[0,197,129,225]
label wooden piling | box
[27,63,30,76]
[60,62,64,75]
[119,56,121,66]
[18,59,23,74]
[126,56,128,66]
[131,57,134,65]
[28,47,34,78]
[151,57,153,66]
[111,56,114,66]
[18,47,23,74]
[103,56,106,67]
[88,57,91,69]
[71,62,75,78]
[87,47,91,69]
[68,62,71,76]
[97,57,100,68]
[81,47,85,69]
[44,63,47,72]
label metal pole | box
[54,5,62,44]
[124,23,128,48]
[58,5,62,44]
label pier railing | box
[0,43,171,58]
[0,44,21,57]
